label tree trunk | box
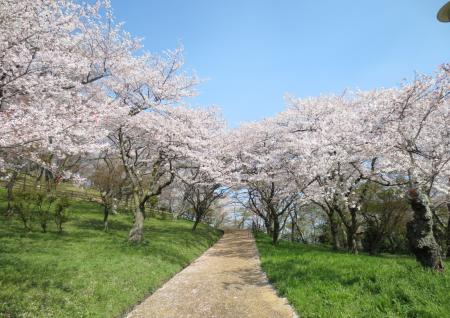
[272,217,280,245]
[291,218,295,242]
[5,171,18,215]
[348,207,359,254]
[264,218,273,236]
[365,225,383,256]
[192,217,201,231]
[128,195,145,243]
[103,205,110,231]
[41,222,47,233]
[407,189,444,271]
[44,169,54,193]
[328,212,340,251]
[192,208,203,231]
[446,203,450,258]
[335,206,358,253]
[345,226,358,254]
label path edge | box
[252,231,300,318]
[117,229,224,318]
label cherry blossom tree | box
[0,0,207,243]
[109,106,226,242]
[268,66,449,267]
[0,0,139,179]
[274,94,371,253]
[230,119,304,244]
[361,66,450,270]
[4,0,450,272]
[181,174,227,231]
[177,128,232,231]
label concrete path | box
[126,230,297,318]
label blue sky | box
[111,0,450,126]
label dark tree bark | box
[192,215,201,231]
[192,205,206,231]
[348,207,359,254]
[312,200,341,251]
[264,217,273,237]
[407,190,444,271]
[272,217,280,245]
[185,183,224,232]
[364,219,384,255]
[290,210,304,243]
[291,216,295,242]
[244,182,296,245]
[329,211,340,251]
[345,229,358,254]
[336,206,359,254]
[41,221,47,233]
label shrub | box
[35,193,57,233]
[54,196,70,233]
[12,191,36,231]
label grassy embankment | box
[255,233,450,318]
[0,188,222,318]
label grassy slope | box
[0,190,222,318]
[255,233,450,318]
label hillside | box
[0,189,222,318]
[255,234,450,318]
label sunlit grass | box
[255,233,450,318]
[0,190,222,318]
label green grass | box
[255,233,450,318]
[0,190,222,318]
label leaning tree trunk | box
[192,218,201,231]
[128,195,145,243]
[407,189,444,271]
[192,211,202,231]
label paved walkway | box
[126,230,297,318]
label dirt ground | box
[125,230,297,318]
